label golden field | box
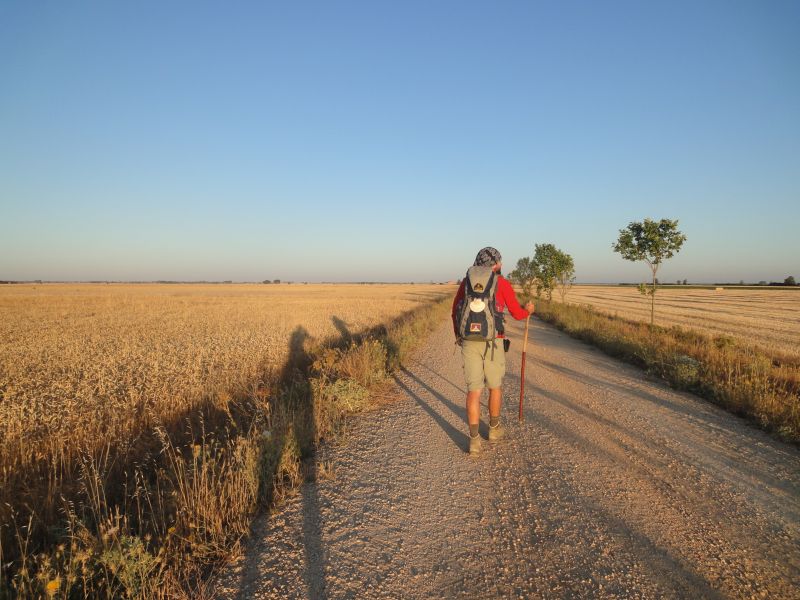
[561,285,800,358]
[0,283,450,473]
[0,283,453,596]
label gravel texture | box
[214,317,800,599]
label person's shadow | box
[331,315,352,344]
[282,326,327,598]
[237,326,328,598]
[395,366,472,452]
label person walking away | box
[452,247,534,455]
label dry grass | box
[0,283,453,598]
[533,298,800,443]
[562,285,800,358]
[0,283,445,472]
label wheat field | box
[0,283,450,475]
[560,285,800,357]
[0,282,454,595]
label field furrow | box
[561,286,800,357]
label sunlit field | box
[0,282,449,473]
[0,282,453,596]
[562,285,800,358]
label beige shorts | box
[461,339,506,391]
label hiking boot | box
[469,434,482,455]
[488,423,505,441]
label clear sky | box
[1,1,798,283]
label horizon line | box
[2,280,797,287]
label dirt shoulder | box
[214,316,800,599]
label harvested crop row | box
[562,286,800,357]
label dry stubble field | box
[563,285,800,358]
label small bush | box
[97,535,159,598]
[311,378,370,442]
[337,340,387,388]
[668,355,701,389]
[313,339,387,389]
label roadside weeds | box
[534,299,800,443]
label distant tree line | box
[706,277,797,286]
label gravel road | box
[214,316,800,599]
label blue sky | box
[1,1,798,283]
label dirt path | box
[214,317,800,599]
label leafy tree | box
[553,250,576,303]
[509,257,537,301]
[785,275,797,286]
[533,244,559,300]
[512,244,575,301]
[613,218,686,325]
[532,244,575,301]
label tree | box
[534,244,558,300]
[785,276,797,286]
[613,218,686,326]
[553,250,576,303]
[530,244,575,301]
[509,257,537,301]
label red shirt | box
[451,274,529,338]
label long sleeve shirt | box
[451,274,530,338]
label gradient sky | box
[1,1,798,283]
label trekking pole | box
[519,313,531,422]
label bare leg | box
[466,389,482,427]
[488,387,502,419]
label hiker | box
[452,247,534,455]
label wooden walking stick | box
[519,312,531,422]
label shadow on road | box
[578,492,727,599]
[393,370,469,453]
[231,325,328,599]
[504,369,728,599]
[287,327,327,600]
[400,366,466,423]
[408,358,466,396]
[532,354,800,506]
